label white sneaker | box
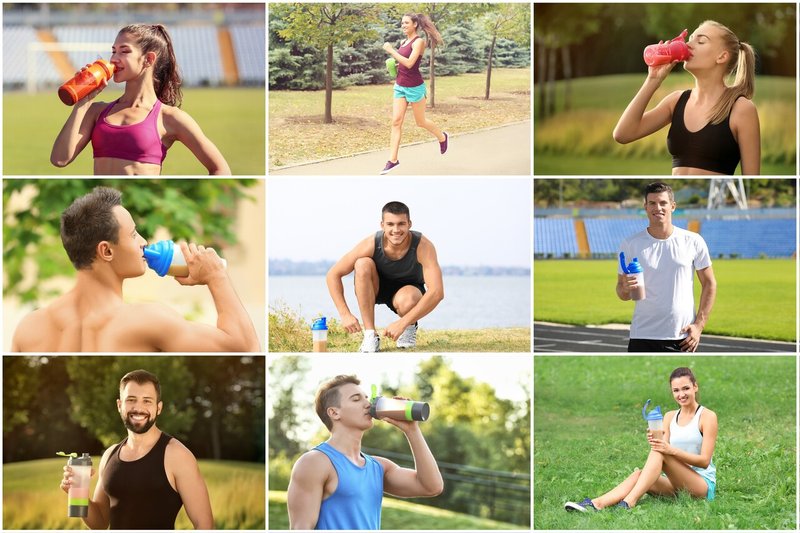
[396,324,417,349]
[360,330,380,353]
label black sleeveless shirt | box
[104,431,184,529]
[667,89,741,175]
[372,230,425,285]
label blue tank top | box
[315,441,384,530]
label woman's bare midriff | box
[672,166,725,175]
[94,157,161,175]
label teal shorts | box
[393,82,426,103]
[702,477,716,501]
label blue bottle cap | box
[311,317,328,331]
[143,240,175,277]
[642,399,663,421]
[627,257,644,274]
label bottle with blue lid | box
[143,240,226,277]
[311,317,328,352]
[619,252,646,301]
[642,399,664,439]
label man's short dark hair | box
[315,375,360,431]
[120,369,161,403]
[61,187,123,270]
[644,182,675,203]
[381,201,410,219]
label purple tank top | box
[92,99,168,165]
[396,36,424,87]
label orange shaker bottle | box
[58,60,114,106]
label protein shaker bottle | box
[58,60,115,105]
[619,252,646,301]
[311,317,328,352]
[369,385,430,422]
[643,29,692,66]
[642,399,664,440]
[386,58,398,78]
[143,239,226,277]
[58,452,92,517]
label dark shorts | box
[376,278,425,314]
[628,338,686,352]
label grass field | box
[268,305,531,352]
[534,356,796,530]
[3,87,265,175]
[268,490,526,530]
[534,259,796,342]
[269,68,530,168]
[3,458,265,529]
[534,73,796,175]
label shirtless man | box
[11,186,259,352]
[60,369,213,529]
[287,375,443,529]
[326,201,444,352]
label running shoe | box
[360,330,380,353]
[380,160,400,175]
[564,498,597,512]
[396,323,418,349]
[616,501,630,510]
[440,132,449,154]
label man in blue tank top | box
[287,375,444,529]
[59,369,213,529]
[326,201,445,352]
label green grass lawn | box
[534,356,796,530]
[268,305,531,352]
[269,68,530,167]
[268,490,526,530]
[534,73,796,174]
[3,458,265,529]
[3,87,265,175]
[534,259,796,342]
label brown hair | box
[60,187,122,270]
[315,375,361,431]
[644,182,675,203]
[669,367,699,401]
[702,20,755,125]
[118,24,183,107]
[382,201,410,219]
[404,13,444,47]
[120,369,161,402]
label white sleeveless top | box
[669,405,716,482]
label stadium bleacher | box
[534,218,579,257]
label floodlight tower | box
[707,178,748,211]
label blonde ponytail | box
[705,21,755,125]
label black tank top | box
[372,230,425,285]
[104,432,184,529]
[666,89,741,175]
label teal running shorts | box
[393,82,426,103]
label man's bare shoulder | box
[164,436,200,466]
[12,304,63,351]
[292,449,333,480]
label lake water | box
[269,275,531,330]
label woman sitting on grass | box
[51,24,230,175]
[613,20,759,175]
[564,367,717,511]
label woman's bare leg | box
[389,98,408,163]
[410,99,445,141]
[661,454,709,498]
[621,450,668,507]
[591,469,642,509]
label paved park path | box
[269,120,531,176]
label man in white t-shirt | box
[617,182,717,352]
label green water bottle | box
[386,57,398,78]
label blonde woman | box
[613,21,760,175]
[381,13,449,174]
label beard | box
[122,411,158,434]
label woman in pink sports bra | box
[380,13,448,175]
[51,24,231,175]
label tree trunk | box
[324,43,333,124]
[485,34,497,100]
[546,46,557,117]
[429,45,436,108]
[562,45,572,112]
[537,41,546,119]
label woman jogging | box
[613,20,760,175]
[564,367,718,511]
[51,24,231,175]
[380,13,448,175]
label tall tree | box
[276,3,382,123]
[483,3,530,100]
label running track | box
[534,322,797,353]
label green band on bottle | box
[69,498,89,506]
[405,401,413,420]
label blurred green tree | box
[483,3,531,100]
[2,178,257,304]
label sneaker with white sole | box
[564,498,597,512]
[360,330,380,353]
[396,324,418,349]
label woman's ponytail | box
[118,23,183,107]
[406,13,443,47]
[704,20,755,125]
